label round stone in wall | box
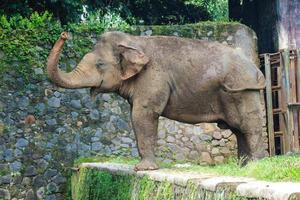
[214,155,225,164]
[200,152,213,165]
[0,189,10,200]
[25,189,35,200]
[70,100,82,109]
[24,165,38,177]
[47,97,60,108]
[221,130,232,138]
[89,109,100,120]
[16,138,29,148]
[213,132,222,140]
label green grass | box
[74,155,139,166]
[175,155,300,182]
[74,154,300,182]
[135,176,174,200]
[71,168,133,200]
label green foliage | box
[71,167,175,200]
[185,0,229,21]
[0,11,129,84]
[244,155,300,182]
[67,9,131,34]
[0,12,63,82]
[136,177,174,200]
[184,181,199,200]
[119,0,211,25]
[0,0,228,25]
[0,0,83,24]
[71,168,133,200]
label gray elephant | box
[47,31,266,171]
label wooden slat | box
[288,102,300,108]
[274,131,283,135]
[295,49,300,150]
[264,54,275,156]
[283,49,292,152]
[277,56,287,154]
[272,108,282,114]
[272,85,281,90]
[289,51,299,151]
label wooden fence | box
[261,49,300,155]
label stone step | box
[77,163,300,200]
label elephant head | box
[47,31,149,96]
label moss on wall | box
[129,21,258,65]
[70,167,243,200]
[130,21,242,38]
[71,168,133,200]
[134,177,174,200]
[71,168,175,200]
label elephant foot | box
[134,159,159,171]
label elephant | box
[47,31,267,171]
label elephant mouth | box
[90,80,103,99]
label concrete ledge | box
[237,181,300,200]
[77,163,300,200]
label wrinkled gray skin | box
[47,32,266,171]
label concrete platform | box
[79,162,300,200]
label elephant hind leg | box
[229,119,266,165]
[229,128,250,164]
[223,92,267,164]
[216,120,254,165]
[231,127,266,166]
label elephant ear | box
[118,43,149,80]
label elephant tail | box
[222,83,266,92]
[222,71,266,93]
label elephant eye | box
[96,61,105,69]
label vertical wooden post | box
[264,54,275,156]
[277,54,286,154]
[296,49,300,150]
[290,51,299,151]
[283,49,292,152]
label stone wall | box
[0,22,267,200]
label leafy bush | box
[0,11,130,83]
[0,0,228,25]
[0,12,63,82]
[0,0,83,24]
[185,0,229,21]
[67,9,131,34]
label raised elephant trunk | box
[47,32,101,88]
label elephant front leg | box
[131,106,159,171]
